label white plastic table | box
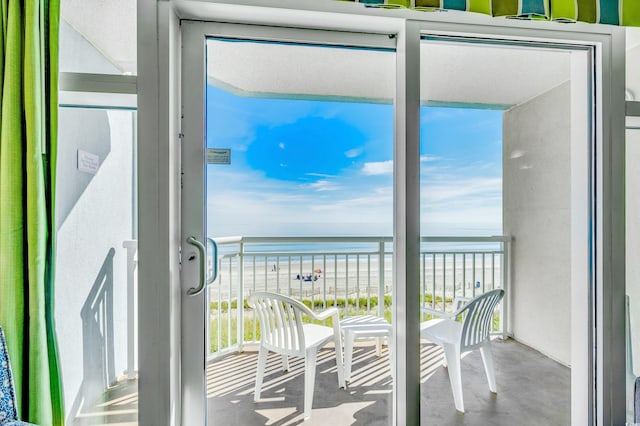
[339,315,393,382]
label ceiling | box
[60,0,639,106]
[207,38,571,108]
[61,0,137,74]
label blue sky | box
[206,85,502,237]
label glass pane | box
[626,119,640,425]
[419,38,588,424]
[55,107,137,424]
[205,37,394,424]
[60,0,137,75]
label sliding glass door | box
[627,115,640,424]
[181,22,396,425]
[417,35,594,424]
[174,14,622,425]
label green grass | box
[209,293,444,312]
[209,295,394,312]
[209,307,384,353]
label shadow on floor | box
[421,339,570,426]
[209,339,569,426]
[207,344,392,425]
[72,339,569,425]
[72,376,138,425]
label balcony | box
[77,235,569,425]
[206,236,511,357]
[76,338,568,425]
[200,236,569,423]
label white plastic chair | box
[420,288,505,413]
[248,292,345,419]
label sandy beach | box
[209,252,503,305]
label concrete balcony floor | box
[74,339,569,425]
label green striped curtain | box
[0,0,64,425]
[339,0,640,26]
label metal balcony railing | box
[121,236,512,364]
[205,236,512,358]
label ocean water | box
[216,241,387,257]
[214,239,503,257]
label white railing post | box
[501,238,512,339]
[378,240,385,318]
[237,240,245,352]
[123,240,138,380]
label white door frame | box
[137,2,626,424]
[180,21,399,426]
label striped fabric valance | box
[339,0,640,27]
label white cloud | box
[421,177,502,204]
[420,108,462,123]
[362,160,393,176]
[206,161,502,238]
[361,157,441,175]
[311,191,392,212]
[345,148,363,158]
[306,180,342,192]
[207,185,391,236]
[306,172,334,178]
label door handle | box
[187,236,206,296]
[207,238,218,284]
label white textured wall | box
[55,109,134,420]
[627,44,640,101]
[627,127,640,375]
[503,81,571,365]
